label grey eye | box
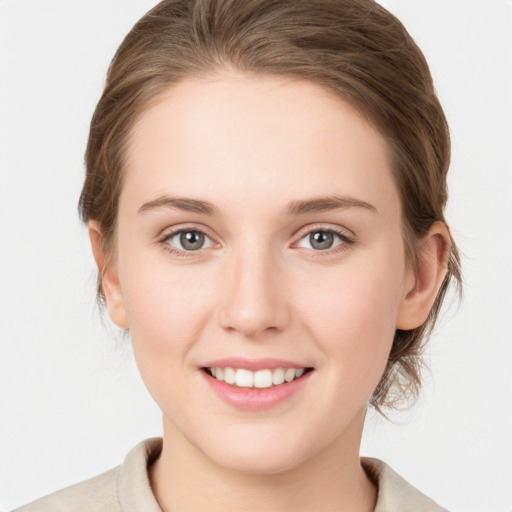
[180,231,205,250]
[297,230,344,251]
[309,231,334,250]
[166,230,214,251]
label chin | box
[213,448,307,476]
[197,426,324,476]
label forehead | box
[122,72,400,220]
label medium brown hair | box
[79,0,462,411]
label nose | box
[217,244,291,339]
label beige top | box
[14,438,448,512]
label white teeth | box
[254,369,273,388]
[284,368,296,382]
[209,366,308,388]
[235,369,254,388]
[272,367,285,385]
[224,367,236,385]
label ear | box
[87,221,128,329]
[396,221,450,330]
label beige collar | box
[361,457,447,512]
[118,438,447,512]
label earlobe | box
[87,221,128,329]
[396,221,450,330]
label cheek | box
[119,261,220,420]
[119,257,216,363]
[294,257,404,389]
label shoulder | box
[12,466,121,512]
[362,457,449,512]
[13,438,163,512]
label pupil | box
[310,231,333,250]
[180,231,204,250]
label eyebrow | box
[138,196,219,215]
[138,194,377,216]
[286,195,377,215]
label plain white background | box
[1,1,511,511]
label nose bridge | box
[218,236,289,337]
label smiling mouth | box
[203,367,313,389]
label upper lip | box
[202,357,312,372]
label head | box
[80,0,461,418]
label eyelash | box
[158,225,217,259]
[158,225,355,259]
[293,225,355,257]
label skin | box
[89,72,449,512]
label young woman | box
[15,0,462,510]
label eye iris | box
[180,231,204,251]
[310,231,334,250]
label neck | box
[150,410,377,512]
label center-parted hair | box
[79,0,462,412]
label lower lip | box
[201,370,313,411]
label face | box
[101,73,417,474]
